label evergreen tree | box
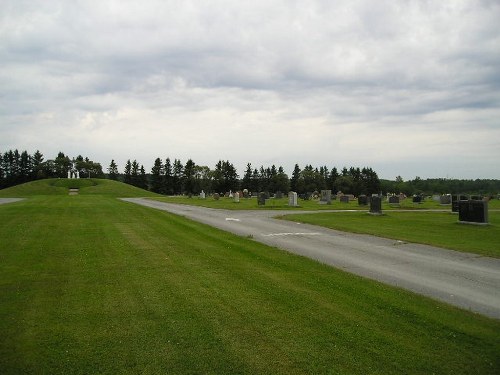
[131,160,140,187]
[172,159,183,194]
[290,164,301,192]
[251,168,260,193]
[328,167,339,192]
[32,150,44,179]
[139,165,148,190]
[163,157,173,195]
[124,160,132,184]
[150,158,163,193]
[242,163,253,190]
[19,151,32,183]
[273,166,290,193]
[183,159,196,195]
[108,160,119,180]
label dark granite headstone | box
[388,196,400,204]
[370,196,382,214]
[412,195,422,203]
[340,195,349,203]
[275,191,283,199]
[458,200,488,224]
[358,195,368,205]
[213,193,220,201]
[258,192,269,206]
[452,194,468,212]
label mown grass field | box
[1,180,499,374]
[153,194,500,211]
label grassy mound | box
[0,179,159,198]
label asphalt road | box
[122,198,500,319]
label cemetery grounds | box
[0,179,499,374]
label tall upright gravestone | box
[258,192,267,206]
[369,196,382,215]
[320,190,332,205]
[288,192,298,207]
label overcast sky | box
[1,0,499,180]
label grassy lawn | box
[0,181,499,373]
[280,211,500,258]
[152,194,500,211]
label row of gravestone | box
[201,189,489,225]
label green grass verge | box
[280,211,500,258]
[0,195,499,374]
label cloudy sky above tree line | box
[1,0,499,180]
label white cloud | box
[1,0,499,179]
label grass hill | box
[0,178,159,198]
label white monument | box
[200,190,206,199]
[234,192,240,203]
[288,191,298,207]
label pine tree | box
[139,165,148,190]
[183,159,196,195]
[163,157,173,195]
[108,160,119,180]
[172,159,183,194]
[124,160,132,184]
[290,164,301,192]
[242,163,252,190]
[150,158,163,193]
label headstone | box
[388,195,400,204]
[288,191,298,207]
[275,191,284,199]
[258,192,267,206]
[76,170,80,179]
[412,195,422,203]
[452,194,468,212]
[370,196,382,214]
[358,195,368,206]
[458,200,488,224]
[199,190,206,199]
[340,195,349,203]
[319,190,332,205]
[242,189,249,198]
[68,170,71,179]
[213,193,220,201]
[234,192,240,203]
[228,190,234,198]
[439,195,451,205]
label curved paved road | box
[122,198,500,319]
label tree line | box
[2,149,498,196]
[111,157,381,196]
[0,149,103,189]
[381,176,500,197]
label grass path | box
[0,195,499,374]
